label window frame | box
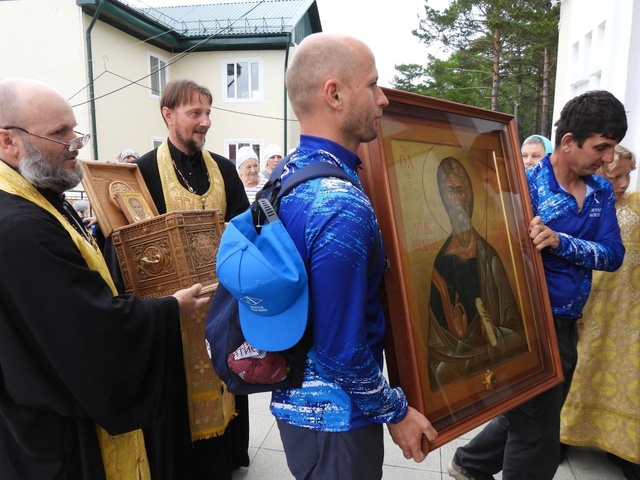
[148,52,169,98]
[222,57,264,102]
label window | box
[224,58,262,101]
[227,141,262,166]
[149,53,168,97]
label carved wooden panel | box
[112,210,224,298]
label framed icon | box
[80,161,159,236]
[358,88,562,450]
[115,192,154,224]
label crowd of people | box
[517,129,639,480]
[0,30,637,480]
[449,90,628,480]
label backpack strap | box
[256,158,379,275]
[253,158,360,226]
[276,161,360,200]
[256,159,361,213]
[254,156,289,207]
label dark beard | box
[177,131,206,153]
[186,138,205,152]
[19,141,83,193]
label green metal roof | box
[139,1,317,37]
[77,0,322,52]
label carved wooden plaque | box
[111,210,224,298]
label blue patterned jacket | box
[269,135,408,431]
[526,156,625,319]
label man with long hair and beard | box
[0,78,209,479]
[428,156,527,389]
[132,79,250,480]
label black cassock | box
[0,187,181,479]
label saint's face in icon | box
[128,197,148,220]
[441,173,474,237]
[437,157,475,247]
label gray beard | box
[449,205,473,247]
[185,139,205,153]
[19,142,83,193]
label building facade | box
[0,0,321,166]
[552,0,640,189]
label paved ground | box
[232,392,628,480]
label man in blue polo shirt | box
[268,32,438,479]
[448,90,627,480]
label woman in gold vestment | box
[561,145,640,479]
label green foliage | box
[392,0,560,139]
[391,64,430,95]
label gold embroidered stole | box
[157,141,227,213]
[156,142,236,440]
[0,160,150,480]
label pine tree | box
[393,0,560,139]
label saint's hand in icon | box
[450,292,468,339]
[427,156,527,391]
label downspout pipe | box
[283,32,291,151]
[85,0,104,160]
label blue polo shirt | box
[526,156,624,319]
[269,135,408,431]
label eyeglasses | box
[1,126,90,152]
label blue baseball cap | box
[216,208,308,351]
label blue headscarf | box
[523,134,553,154]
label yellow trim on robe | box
[156,141,236,441]
[157,140,227,214]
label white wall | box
[0,0,91,160]
[84,18,174,161]
[553,0,640,190]
[86,20,299,162]
[0,0,301,165]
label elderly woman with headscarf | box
[236,146,266,203]
[117,149,140,163]
[260,144,283,179]
[521,134,553,168]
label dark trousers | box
[277,420,384,480]
[455,320,578,480]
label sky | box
[135,0,449,87]
[314,0,432,86]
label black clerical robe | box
[0,188,181,479]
